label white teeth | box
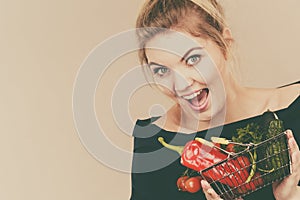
[182,90,202,100]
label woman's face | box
[145,30,228,122]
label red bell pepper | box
[158,137,252,189]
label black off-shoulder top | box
[130,82,299,200]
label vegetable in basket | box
[231,110,289,183]
[177,175,203,193]
[157,110,289,197]
[158,137,251,189]
[260,110,290,180]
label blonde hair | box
[135,0,242,84]
[136,0,233,65]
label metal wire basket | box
[198,131,291,200]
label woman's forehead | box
[144,31,206,58]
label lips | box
[181,88,209,111]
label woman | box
[131,0,300,199]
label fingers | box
[272,130,300,199]
[201,180,223,200]
[291,150,300,183]
[286,130,300,174]
[286,130,300,184]
[286,130,299,153]
[200,180,244,200]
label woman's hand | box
[200,129,300,200]
[201,180,243,200]
[201,180,222,200]
[272,130,300,200]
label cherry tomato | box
[177,176,188,191]
[236,186,247,194]
[253,172,264,186]
[226,143,235,152]
[195,176,203,182]
[245,181,256,191]
[185,177,202,193]
[236,181,255,194]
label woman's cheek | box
[195,57,227,116]
[155,79,177,99]
[194,58,221,85]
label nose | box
[173,69,193,93]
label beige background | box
[1,0,299,199]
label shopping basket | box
[198,131,291,200]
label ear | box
[222,27,233,46]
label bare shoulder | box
[244,83,299,116]
[274,82,300,109]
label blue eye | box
[186,55,201,66]
[152,66,169,77]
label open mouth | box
[181,88,210,111]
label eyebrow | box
[147,46,204,67]
[180,47,204,62]
[147,61,166,68]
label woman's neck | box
[224,81,274,124]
